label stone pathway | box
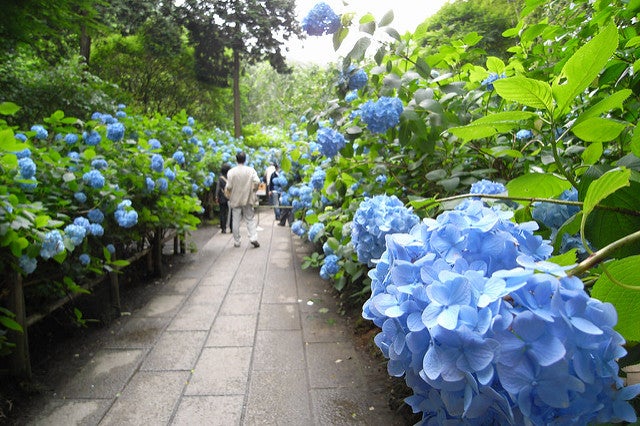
[13,211,407,425]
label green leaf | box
[0,128,29,152]
[573,90,631,126]
[582,167,631,224]
[591,256,640,341]
[448,111,538,141]
[548,249,577,267]
[415,57,431,80]
[384,27,401,41]
[571,117,627,142]
[0,316,23,332]
[552,22,618,117]
[581,142,603,165]
[378,10,394,27]
[0,102,20,116]
[333,27,349,51]
[506,173,571,199]
[631,125,640,158]
[359,20,376,35]
[493,76,553,111]
[347,37,371,62]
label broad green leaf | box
[415,57,431,80]
[281,155,291,173]
[359,21,375,35]
[0,316,23,332]
[631,125,640,158]
[333,27,349,51]
[553,22,618,117]
[347,37,371,62]
[384,27,401,41]
[359,13,375,24]
[506,173,571,199]
[573,90,631,126]
[448,111,538,141]
[548,249,577,267]
[581,142,603,165]
[378,10,394,27]
[591,256,640,341]
[571,117,627,142]
[493,76,553,110]
[486,57,506,73]
[0,102,20,116]
[581,167,631,231]
[0,128,28,152]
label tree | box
[179,0,302,137]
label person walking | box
[267,163,281,220]
[225,152,260,248]
[215,163,232,233]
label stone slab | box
[258,303,300,331]
[136,294,185,318]
[252,330,305,372]
[206,314,257,347]
[29,399,111,426]
[172,395,244,425]
[306,342,366,389]
[219,293,261,316]
[185,347,252,395]
[104,316,170,349]
[141,330,207,371]
[167,303,217,331]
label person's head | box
[220,162,231,176]
[236,152,247,164]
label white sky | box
[285,0,449,65]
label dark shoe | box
[278,222,285,227]
[250,240,260,248]
[221,229,227,233]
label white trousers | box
[231,205,258,243]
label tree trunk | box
[233,49,242,138]
[80,11,91,64]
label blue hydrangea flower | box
[150,154,164,172]
[83,130,102,146]
[322,241,334,256]
[91,159,108,170]
[14,148,31,159]
[182,126,193,136]
[88,223,104,236]
[310,167,326,190]
[470,179,506,195]
[40,230,65,259]
[64,224,87,247]
[316,127,346,158]
[106,122,125,141]
[360,97,404,134]
[87,209,104,223]
[172,150,186,165]
[308,222,325,242]
[516,129,533,140]
[79,253,91,266]
[14,133,27,142]
[83,170,105,189]
[203,172,215,188]
[376,174,387,184]
[291,220,307,237]
[146,177,155,191]
[351,195,420,266]
[345,91,358,102]
[302,2,341,36]
[74,192,87,203]
[348,68,368,90]
[18,157,36,179]
[149,139,162,150]
[116,110,126,118]
[64,133,79,145]
[164,168,176,181]
[319,254,340,279]
[73,216,91,230]
[187,116,195,126]
[19,255,37,275]
[362,199,640,424]
[156,177,169,192]
[481,72,506,91]
[106,244,116,254]
[31,125,48,140]
[114,199,138,228]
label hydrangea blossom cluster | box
[151,154,164,172]
[83,130,101,146]
[470,179,506,196]
[114,200,138,228]
[19,255,37,275]
[310,167,326,190]
[31,125,48,140]
[301,2,341,36]
[347,68,368,90]
[106,122,125,141]
[362,199,639,424]
[83,170,105,189]
[319,254,340,280]
[532,188,584,254]
[291,220,307,237]
[516,129,533,140]
[351,195,420,266]
[360,97,404,134]
[172,150,185,165]
[40,230,65,259]
[481,72,506,91]
[18,157,36,180]
[308,222,325,242]
[316,127,346,158]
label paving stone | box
[306,342,366,389]
[56,349,145,399]
[136,294,185,317]
[258,303,300,330]
[173,395,244,425]
[30,399,111,426]
[301,310,350,343]
[252,330,305,371]
[185,347,252,395]
[167,303,218,331]
[219,292,261,316]
[160,277,198,294]
[243,369,312,425]
[187,284,227,306]
[310,387,399,426]
[141,330,207,371]
[206,314,257,347]
[104,316,170,349]
[99,371,189,425]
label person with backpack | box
[215,163,232,233]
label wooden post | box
[174,234,179,255]
[152,227,163,277]
[8,271,31,379]
[108,255,121,313]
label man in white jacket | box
[225,152,260,248]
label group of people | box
[215,152,289,248]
